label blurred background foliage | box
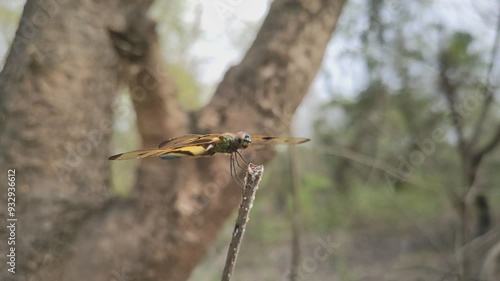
[1,0,499,280]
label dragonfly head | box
[234,131,251,149]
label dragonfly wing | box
[109,133,226,161]
[159,145,214,159]
[109,144,216,161]
[158,134,203,149]
[250,135,310,146]
[158,134,223,149]
[108,148,170,160]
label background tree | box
[0,0,344,280]
[312,0,500,279]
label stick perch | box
[221,163,264,281]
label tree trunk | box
[0,0,345,280]
[0,1,152,280]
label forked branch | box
[221,163,264,281]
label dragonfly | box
[108,131,310,183]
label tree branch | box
[319,145,408,184]
[109,16,188,148]
[195,0,345,137]
[473,124,500,164]
[439,54,468,160]
[221,164,264,281]
[468,5,500,149]
[469,5,500,163]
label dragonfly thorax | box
[212,132,250,154]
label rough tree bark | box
[0,0,345,280]
[0,0,153,280]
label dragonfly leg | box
[230,153,235,179]
[236,151,249,165]
[234,151,250,176]
[230,153,244,188]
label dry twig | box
[221,163,264,281]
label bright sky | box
[187,0,270,84]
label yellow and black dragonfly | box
[108,131,309,182]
